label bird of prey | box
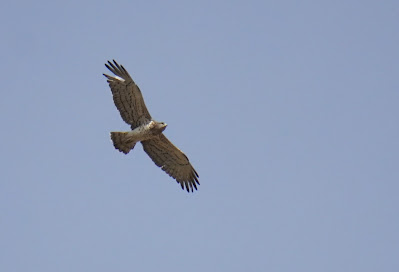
[103,60,199,192]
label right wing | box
[103,60,152,129]
[142,134,200,192]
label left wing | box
[142,134,200,192]
[103,60,152,129]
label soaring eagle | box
[103,60,199,192]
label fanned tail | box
[110,132,136,154]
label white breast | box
[126,122,155,142]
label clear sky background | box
[1,1,398,271]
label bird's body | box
[110,120,167,154]
[103,60,199,192]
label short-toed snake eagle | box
[103,60,199,192]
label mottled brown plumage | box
[103,60,199,192]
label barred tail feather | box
[110,132,136,154]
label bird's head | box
[154,121,167,132]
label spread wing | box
[103,60,152,129]
[142,134,200,192]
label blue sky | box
[1,1,398,271]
